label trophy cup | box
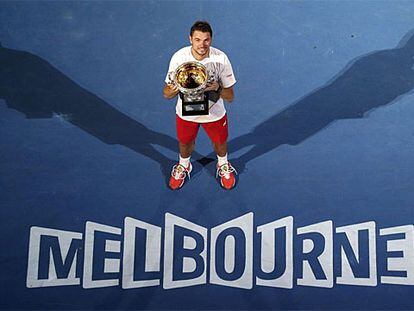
[169,61,213,116]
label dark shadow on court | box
[0,44,183,179]
[2,29,414,183]
[222,29,414,174]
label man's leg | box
[179,141,196,158]
[169,116,199,190]
[177,141,195,171]
[213,141,227,157]
[203,115,237,190]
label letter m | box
[27,226,83,288]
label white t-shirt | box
[165,46,236,123]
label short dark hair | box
[190,20,213,37]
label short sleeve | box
[219,54,236,88]
[165,53,180,84]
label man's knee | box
[179,141,195,147]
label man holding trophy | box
[163,21,237,190]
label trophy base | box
[182,99,209,116]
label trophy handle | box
[167,71,176,85]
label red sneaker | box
[169,163,192,190]
[216,162,237,190]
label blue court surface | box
[1,1,414,310]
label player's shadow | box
[3,29,414,185]
[0,44,195,181]
[203,29,414,175]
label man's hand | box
[205,81,234,103]
[163,83,179,99]
[204,81,220,92]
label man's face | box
[189,30,212,59]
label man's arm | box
[220,86,234,102]
[163,83,179,99]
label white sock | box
[217,153,228,167]
[179,155,191,168]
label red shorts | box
[176,115,228,144]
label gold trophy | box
[169,61,214,116]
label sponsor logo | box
[26,213,414,289]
